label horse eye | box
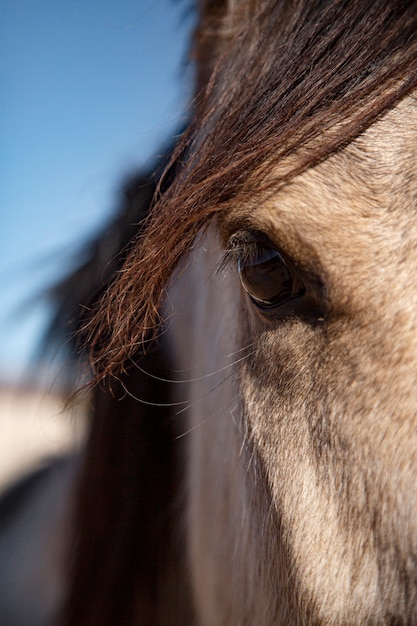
[238,247,305,310]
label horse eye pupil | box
[238,248,304,309]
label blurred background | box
[0,0,194,486]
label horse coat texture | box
[4,1,417,625]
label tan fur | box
[165,95,417,624]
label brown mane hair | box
[84,0,417,382]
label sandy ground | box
[0,385,86,491]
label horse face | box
[167,95,417,624]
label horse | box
[4,0,417,624]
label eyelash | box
[219,232,268,272]
[219,230,326,322]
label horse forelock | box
[84,0,417,383]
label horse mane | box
[44,137,182,368]
[61,352,195,626]
[83,0,417,383]
[44,136,195,626]
[43,140,193,626]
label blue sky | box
[1,0,194,382]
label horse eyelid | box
[216,233,263,277]
[220,230,287,271]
